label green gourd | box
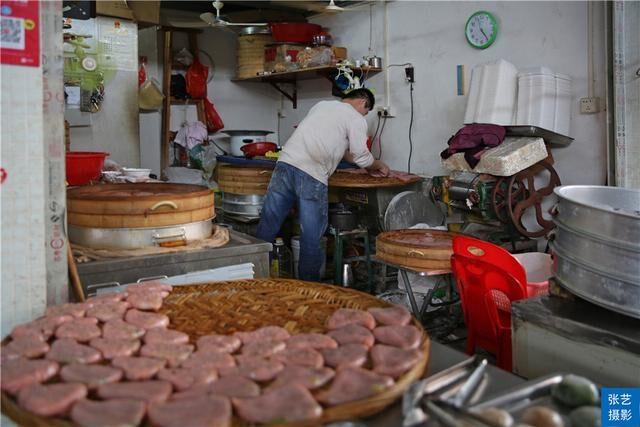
[569,406,601,427]
[551,375,600,407]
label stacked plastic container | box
[464,59,518,126]
[463,61,572,137]
[516,67,572,136]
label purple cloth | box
[441,124,506,168]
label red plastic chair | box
[451,236,530,371]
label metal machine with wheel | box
[432,159,561,243]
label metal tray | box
[470,373,571,425]
[505,125,573,147]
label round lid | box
[377,229,455,249]
[67,183,212,202]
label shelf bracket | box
[269,81,297,109]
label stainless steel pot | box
[551,185,640,318]
[552,222,640,283]
[330,210,358,231]
[69,218,214,250]
[221,193,264,218]
[366,56,383,69]
[552,242,640,319]
[223,130,274,156]
[239,26,272,36]
[553,185,640,245]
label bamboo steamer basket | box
[376,229,455,271]
[236,34,273,79]
[1,279,430,427]
[67,183,214,229]
[218,165,273,195]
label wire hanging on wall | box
[408,81,414,173]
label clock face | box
[465,11,498,49]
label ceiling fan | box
[169,1,268,30]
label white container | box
[464,59,518,126]
[223,130,273,156]
[516,67,572,136]
[122,168,151,178]
[291,236,327,279]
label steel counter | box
[76,230,272,294]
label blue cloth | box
[256,162,328,282]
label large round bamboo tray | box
[376,229,455,271]
[329,171,422,188]
[1,279,430,427]
[67,183,214,229]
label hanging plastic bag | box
[204,98,224,133]
[139,78,164,110]
[138,57,147,87]
[186,59,208,99]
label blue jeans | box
[256,162,328,282]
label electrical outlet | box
[580,97,600,114]
[405,66,415,83]
[376,106,395,118]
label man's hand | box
[366,160,390,177]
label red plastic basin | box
[66,151,109,186]
[241,142,278,158]
[270,22,322,44]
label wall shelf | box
[232,65,382,109]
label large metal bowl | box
[553,185,640,245]
[552,243,640,319]
[552,185,640,319]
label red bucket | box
[66,151,109,186]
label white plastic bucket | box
[291,236,327,279]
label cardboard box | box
[332,46,347,61]
[96,0,160,25]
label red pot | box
[270,22,322,44]
[241,142,278,158]
[66,151,109,186]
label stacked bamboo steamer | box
[217,165,273,196]
[376,229,455,271]
[236,32,274,79]
[67,184,215,228]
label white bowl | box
[122,168,151,178]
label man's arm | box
[343,151,355,164]
[366,159,390,177]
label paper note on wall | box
[97,16,137,71]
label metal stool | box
[331,228,373,292]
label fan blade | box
[200,12,219,26]
[224,22,269,27]
[169,20,210,28]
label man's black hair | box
[342,88,375,110]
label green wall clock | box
[465,11,498,49]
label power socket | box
[580,97,600,114]
[405,66,415,83]
[376,106,395,118]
